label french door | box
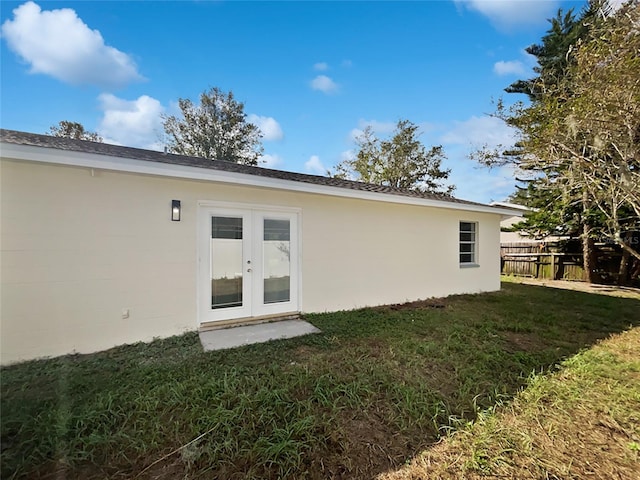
[198,204,299,324]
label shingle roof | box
[1,128,490,208]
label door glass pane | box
[211,216,243,309]
[263,219,290,304]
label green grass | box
[2,282,639,479]
[380,326,640,480]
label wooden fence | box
[500,242,624,282]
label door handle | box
[247,268,252,272]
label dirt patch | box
[356,338,391,358]
[318,411,434,480]
[502,331,547,353]
[292,344,319,357]
[378,298,448,312]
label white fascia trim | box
[1,142,520,216]
[490,201,530,211]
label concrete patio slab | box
[199,319,321,352]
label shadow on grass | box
[2,283,639,479]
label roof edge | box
[1,129,517,216]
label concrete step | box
[199,319,320,352]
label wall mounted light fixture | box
[171,200,181,221]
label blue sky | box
[1,0,595,203]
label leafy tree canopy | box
[483,1,640,261]
[162,87,263,166]
[333,119,454,195]
[505,1,613,100]
[48,121,103,142]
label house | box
[490,201,533,243]
[491,201,572,245]
[0,129,518,364]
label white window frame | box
[459,221,478,267]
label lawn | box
[2,282,639,479]
[379,325,640,480]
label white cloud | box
[97,94,165,150]
[1,1,143,88]
[434,115,521,202]
[310,75,339,94]
[247,114,284,141]
[455,0,560,28]
[341,149,355,162]
[313,62,329,71]
[304,155,327,175]
[493,60,526,76]
[450,163,518,203]
[349,129,366,142]
[349,119,396,141]
[440,115,517,149]
[260,153,284,169]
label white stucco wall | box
[1,157,501,364]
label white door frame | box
[197,201,301,325]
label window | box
[263,218,291,304]
[211,216,243,309]
[459,221,477,265]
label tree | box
[508,5,601,280]
[162,87,263,166]
[333,119,454,195]
[507,183,583,239]
[48,121,103,142]
[477,1,640,282]
[480,2,640,274]
[531,2,640,262]
[505,7,593,100]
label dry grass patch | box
[378,327,640,480]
